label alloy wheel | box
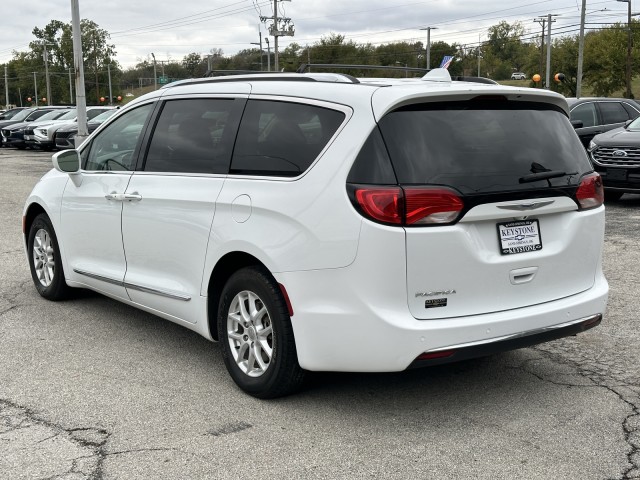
[226,290,274,377]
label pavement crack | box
[529,348,640,479]
[0,398,111,480]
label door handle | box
[105,191,142,202]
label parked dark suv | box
[588,116,640,200]
[567,97,640,149]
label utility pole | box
[43,42,52,105]
[4,66,9,108]
[534,17,546,82]
[107,64,113,105]
[618,0,633,98]
[420,27,438,69]
[260,0,294,71]
[71,0,88,146]
[151,53,157,90]
[265,37,271,71]
[93,34,100,102]
[273,0,278,70]
[33,72,38,106]
[577,0,587,98]
[540,14,559,89]
[68,68,74,104]
[477,34,481,77]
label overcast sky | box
[0,0,631,69]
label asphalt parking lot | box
[1,148,639,479]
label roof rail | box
[296,63,429,75]
[162,70,361,88]
[451,76,499,85]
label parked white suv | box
[511,72,527,80]
[23,69,608,398]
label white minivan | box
[23,69,608,397]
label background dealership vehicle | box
[2,109,72,149]
[0,107,27,121]
[26,106,115,150]
[23,69,608,398]
[568,97,640,148]
[0,106,69,138]
[54,109,119,149]
[510,72,526,80]
[588,116,640,200]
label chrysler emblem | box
[612,150,627,157]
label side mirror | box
[52,149,81,174]
[571,119,584,129]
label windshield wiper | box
[519,170,576,184]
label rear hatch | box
[348,95,603,319]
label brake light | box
[354,186,463,226]
[575,172,604,210]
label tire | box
[604,191,623,202]
[218,266,305,398]
[27,213,70,300]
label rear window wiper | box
[519,170,577,183]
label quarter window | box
[143,98,242,174]
[599,102,629,125]
[82,103,153,171]
[231,100,345,177]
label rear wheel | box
[27,213,70,300]
[604,191,623,202]
[218,266,305,398]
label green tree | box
[182,52,203,77]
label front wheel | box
[218,266,305,398]
[27,213,70,300]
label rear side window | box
[378,100,592,194]
[231,100,345,177]
[144,98,242,174]
[599,102,629,125]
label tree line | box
[2,18,640,107]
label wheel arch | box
[206,251,271,341]
[23,202,48,247]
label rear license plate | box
[497,220,542,255]
[607,168,628,181]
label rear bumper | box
[280,266,608,372]
[408,313,601,368]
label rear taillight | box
[404,188,464,225]
[575,172,604,210]
[354,186,463,226]
[354,187,403,225]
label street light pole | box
[618,0,633,98]
[420,27,438,69]
[251,31,263,71]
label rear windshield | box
[378,100,592,194]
